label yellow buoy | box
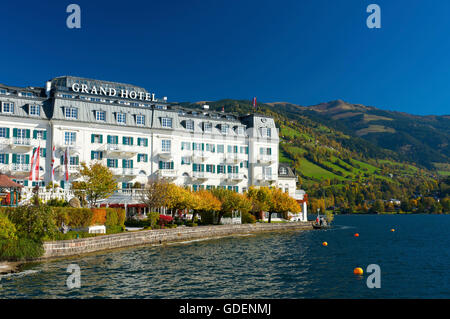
[353,267,364,275]
[354,233,359,237]
[391,229,395,232]
[322,242,328,246]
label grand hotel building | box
[0,76,306,217]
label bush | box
[0,213,17,241]
[185,222,198,227]
[52,207,93,228]
[46,198,69,207]
[7,205,58,241]
[148,212,160,228]
[159,214,173,226]
[241,211,256,224]
[105,208,126,228]
[0,238,44,261]
[199,211,215,225]
[91,208,107,225]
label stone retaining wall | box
[42,222,312,259]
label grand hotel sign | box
[71,83,156,102]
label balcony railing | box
[227,173,244,181]
[158,169,178,179]
[192,171,210,179]
[257,155,273,164]
[256,174,275,182]
[12,137,31,146]
[11,163,31,172]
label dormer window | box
[221,124,229,135]
[136,115,145,126]
[117,113,126,124]
[203,122,212,133]
[30,105,40,116]
[260,127,271,138]
[280,167,288,175]
[2,102,14,114]
[64,107,78,119]
[96,110,106,122]
[236,126,244,135]
[185,120,194,131]
[161,117,173,128]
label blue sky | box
[1,0,449,115]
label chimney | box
[203,104,209,110]
[45,81,51,97]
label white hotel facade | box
[0,76,306,218]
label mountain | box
[271,99,450,171]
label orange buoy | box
[354,233,359,237]
[353,267,364,275]
[322,242,328,246]
[391,229,395,232]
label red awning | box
[0,174,23,188]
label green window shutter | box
[130,137,134,145]
[181,142,184,150]
[5,154,9,164]
[43,131,47,140]
[91,151,94,160]
[137,155,141,163]
[144,138,148,147]
[99,135,103,143]
[268,148,272,155]
[235,166,239,173]
[240,162,243,168]
[24,180,28,186]
[245,147,248,154]
[137,138,141,146]
[201,143,204,151]
[115,159,118,167]
[25,155,30,164]
[26,129,30,139]
[60,181,64,189]
[227,165,232,173]
[122,159,126,168]
[159,161,163,169]
[33,130,37,139]
[122,182,127,189]
[201,164,204,172]
[6,128,9,138]
[115,136,118,144]
[122,136,126,145]
[33,147,36,155]
[216,165,220,173]
[130,160,133,168]
[75,157,79,165]
[144,154,148,162]
[42,148,46,158]
[99,152,103,160]
[107,135,111,143]
[91,134,95,143]
[193,142,196,149]
[170,161,174,169]
[13,128,17,138]
[213,165,215,173]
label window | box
[181,156,191,165]
[137,154,148,162]
[107,135,119,144]
[259,147,272,155]
[263,167,272,177]
[0,89,6,95]
[30,105,40,116]
[96,110,106,122]
[185,120,194,131]
[203,122,212,133]
[20,92,33,98]
[64,132,76,145]
[64,107,78,119]
[161,140,171,152]
[107,159,118,168]
[117,113,126,124]
[91,134,102,143]
[62,94,73,99]
[221,124,229,135]
[91,151,103,160]
[123,159,133,169]
[217,165,225,174]
[280,167,288,175]
[34,130,46,140]
[192,142,202,151]
[137,137,148,146]
[205,143,215,152]
[0,154,8,164]
[0,127,9,138]
[159,161,174,170]
[206,164,215,173]
[69,156,79,166]
[217,144,224,153]
[123,136,133,145]
[2,102,14,114]
[181,141,191,151]
[260,127,272,138]
[136,115,145,126]
[161,117,173,128]
[236,126,245,135]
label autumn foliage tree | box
[72,162,118,207]
[268,187,301,223]
[141,178,171,212]
[191,190,221,222]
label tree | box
[268,188,301,223]
[141,178,171,212]
[246,186,272,220]
[191,190,221,222]
[211,189,250,224]
[166,184,196,217]
[72,162,118,207]
[0,213,17,241]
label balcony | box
[156,148,173,160]
[58,144,82,155]
[102,144,137,158]
[257,155,274,165]
[191,171,210,181]
[224,153,246,164]
[226,173,245,181]
[158,169,178,180]
[192,151,209,162]
[10,138,34,151]
[111,168,137,177]
[256,174,276,184]
[11,163,31,172]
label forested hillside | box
[177,99,450,214]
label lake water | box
[1,214,449,298]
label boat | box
[312,208,332,229]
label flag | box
[64,147,69,182]
[253,97,257,109]
[29,146,40,181]
[50,145,55,183]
